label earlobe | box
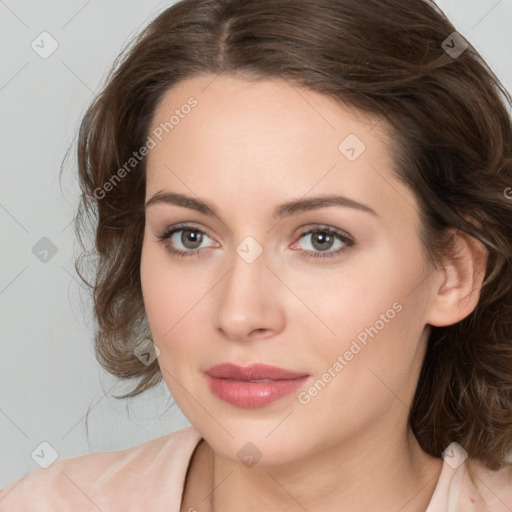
[426,229,488,327]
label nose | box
[213,244,285,343]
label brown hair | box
[72,0,512,471]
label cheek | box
[140,243,211,422]
[140,247,194,397]
[305,250,413,344]
[305,241,429,384]
[295,295,427,442]
[140,238,204,338]
[140,243,171,334]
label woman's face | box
[140,74,439,465]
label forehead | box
[148,74,383,150]
[145,74,416,222]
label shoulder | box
[429,455,512,512]
[0,426,202,511]
[462,458,512,511]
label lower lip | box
[205,375,310,408]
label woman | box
[1,0,511,510]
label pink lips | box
[204,363,310,408]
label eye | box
[156,224,217,258]
[292,226,355,259]
[156,223,355,260]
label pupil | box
[313,231,332,251]
[182,229,202,249]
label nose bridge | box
[213,236,283,340]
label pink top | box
[1,426,511,511]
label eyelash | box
[156,223,355,260]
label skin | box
[140,74,488,512]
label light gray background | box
[1,0,511,487]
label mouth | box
[203,363,310,408]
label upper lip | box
[204,363,309,381]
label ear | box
[426,228,488,327]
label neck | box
[209,419,443,512]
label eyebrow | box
[144,191,379,219]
